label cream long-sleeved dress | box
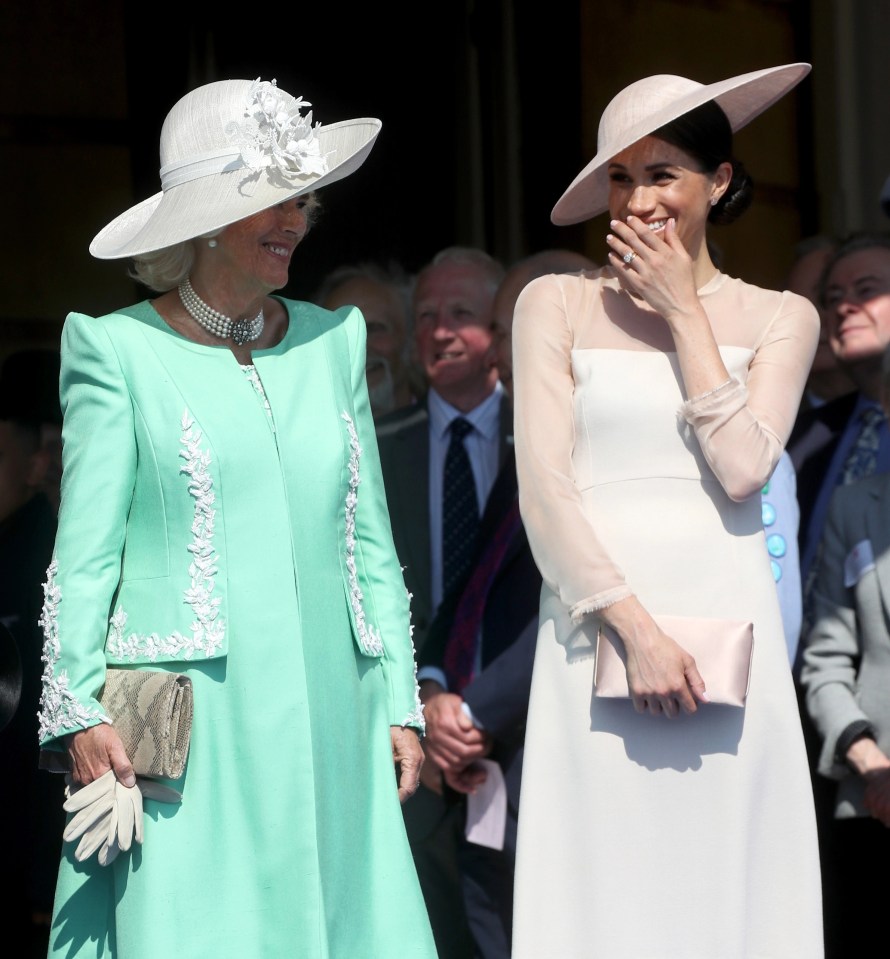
[511,267,823,959]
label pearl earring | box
[710,196,719,207]
[208,238,218,248]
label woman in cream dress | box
[511,65,824,958]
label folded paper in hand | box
[41,668,193,779]
[594,614,754,707]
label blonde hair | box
[129,239,199,292]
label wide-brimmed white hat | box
[91,78,382,259]
[551,62,811,226]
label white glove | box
[63,770,182,865]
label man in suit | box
[798,343,890,959]
[789,231,890,655]
[376,245,507,959]
[414,249,595,958]
[787,231,890,952]
[785,235,854,411]
[314,260,425,417]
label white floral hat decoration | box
[551,62,811,226]
[90,78,382,259]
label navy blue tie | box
[442,418,480,599]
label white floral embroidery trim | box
[401,586,425,733]
[241,364,274,425]
[106,410,225,661]
[341,411,384,656]
[37,558,109,740]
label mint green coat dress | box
[38,299,436,958]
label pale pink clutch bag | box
[594,614,754,707]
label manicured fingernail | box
[606,234,614,241]
[609,219,619,228]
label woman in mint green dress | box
[37,77,436,958]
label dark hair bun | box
[709,159,753,226]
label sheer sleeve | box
[679,290,819,500]
[512,276,632,620]
[512,275,819,622]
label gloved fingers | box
[98,838,121,867]
[114,781,139,852]
[63,769,116,813]
[63,792,115,843]
[132,782,145,846]
[138,779,183,804]
[99,802,122,866]
[114,783,133,851]
[73,809,114,862]
[107,799,119,850]
[64,773,178,865]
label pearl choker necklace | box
[179,277,265,346]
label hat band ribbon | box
[160,147,246,191]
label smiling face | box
[607,136,730,260]
[414,260,499,412]
[823,246,890,368]
[194,194,316,301]
[321,275,408,373]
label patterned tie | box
[443,496,523,694]
[840,406,885,483]
[442,417,480,599]
[800,404,886,645]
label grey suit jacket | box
[801,471,890,818]
[375,394,514,656]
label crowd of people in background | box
[4,224,890,958]
[3,69,890,959]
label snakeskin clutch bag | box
[100,669,193,778]
[41,669,193,779]
[594,615,754,707]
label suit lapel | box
[392,410,433,616]
[497,394,514,470]
[866,480,890,619]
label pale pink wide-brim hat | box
[551,62,811,226]
[91,78,382,259]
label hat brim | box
[90,117,382,259]
[0,622,22,731]
[551,63,811,226]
